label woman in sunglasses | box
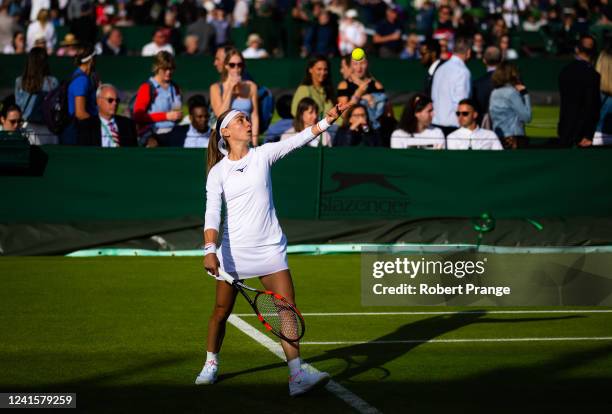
[210,49,259,146]
[0,105,24,134]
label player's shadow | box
[304,311,583,382]
[219,311,583,383]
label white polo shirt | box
[446,127,503,150]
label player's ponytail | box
[207,109,233,174]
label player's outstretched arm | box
[261,102,354,165]
[310,102,352,136]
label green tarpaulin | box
[2,146,612,222]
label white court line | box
[234,310,612,317]
[299,337,612,345]
[227,315,381,414]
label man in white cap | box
[242,33,268,59]
[338,9,366,56]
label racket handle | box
[213,268,237,285]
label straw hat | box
[60,33,79,47]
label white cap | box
[345,9,358,19]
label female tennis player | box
[196,102,351,396]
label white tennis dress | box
[205,127,317,279]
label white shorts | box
[216,235,289,280]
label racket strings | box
[255,293,303,341]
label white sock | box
[288,357,302,376]
[206,352,218,364]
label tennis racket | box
[209,269,306,343]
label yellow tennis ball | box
[351,48,365,61]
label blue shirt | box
[489,85,532,138]
[68,68,97,117]
[148,77,182,132]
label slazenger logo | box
[323,172,408,195]
[321,172,410,216]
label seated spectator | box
[291,55,335,118]
[0,4,16,51]
[472,33,485,61]
[99,28,126,56]
[209,49,259,146]
[390,93,445,149]
[233,0,250,28]
[499,34,518,60]
[211,6,230,48]
[489,62,532,149]
[338,9,366,56]
[337,51,387,129]
[26,9,55,54]
[334,104,382,146]
[0,104,24,135]
[133,51,183,147]
[243,33,269,59]
[163,9,183,54]
[593,48,612,145]
[3,31,26,54]
[420,38,446,96]
[182,34,200,56]
[56,33,79,57]
[142,28,175,57]
[281,97,331,147]
[14,47,59,145]
[447,99,503,150]
[433,5,454,44]
[416,1,436,36]
[400,33,421,60]
[373,5,402,58]
[186,7,215,56]
[491,17,509,46]
[78,84,137,146]
[523,11,545,32]
[60,44,98,145]
[164,95,210,147]
[264,94,294,143]
[304,9,338,58]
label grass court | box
[1,255,610,413]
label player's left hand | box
[325,102,352,124]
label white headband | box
[218,110,241,132]
[80,52,95,63]
[216,110,241,156]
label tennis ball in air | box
[351,48,365,61]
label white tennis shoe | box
[289,368,330,397]
[195,360,218,385]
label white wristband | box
[317,118,331,132]
[204,243,217,255]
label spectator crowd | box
[0,0,611,149]
[1,0,611,59]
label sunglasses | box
[456,111,472,117]
[7,118,23,125]
[104,97,120,104]
[228,62,244,69]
